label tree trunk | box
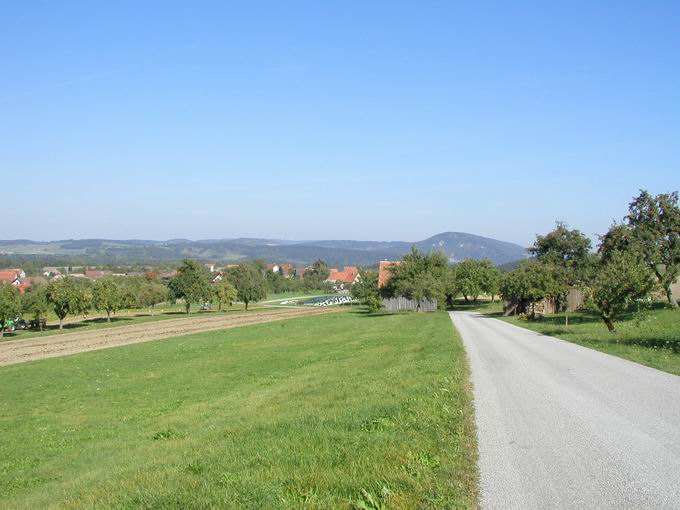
[665,284,679,308]
[245,301,249,310]
[59,317,63,330]
[39,319,43,332]
[186,302,191,314]
[107,310,111,322]
[219,302,223,312]
[463,295,469,303]
[0,328,4,338]
[602,315,616,332]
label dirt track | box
[0,307,337,367]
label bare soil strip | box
[0,307,337,367]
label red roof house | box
[378,261,400,289]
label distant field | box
[0,310,478,509]
[2,290,334,342]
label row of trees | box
[351,190,678,333]
[351,249,502,313]
[500,190,679,331]
[0,256,339,335]
[0,275,170,335]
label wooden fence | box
[381,297,438,312]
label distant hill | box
[0,232,527,267]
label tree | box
[214,278,238,311]
[587,250,657,332]
[351,269,382,312]
[47,277,85,329]
[452,259,498,303]
[92,278,124,322]
[21,284,50,331]
[168,259,214,313]
[303,259,331,288]
[228,265,267,310]
[0,283,21,337]
[382,247,448,311]
[500,260,563,317]
[138,281,169,315]
[625,190,680,308]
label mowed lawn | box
[0,310,477,509]
[499,304,680,376]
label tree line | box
[0,258,338,335]
[352,190,679,332]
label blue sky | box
[1,1,678,246]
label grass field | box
[0,310,478,509]
[2,290,333,342]
[496,304,680,376]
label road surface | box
[450,311,680,509]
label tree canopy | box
[168,259,214,313]
[0,283,21,337]
[382,247,448,310]
[228,265,267,310]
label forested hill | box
[0,232,527,267]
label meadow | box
[0,309,478,509]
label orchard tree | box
[625,190,680,308]
[21,284,50,331]
[530,221,596,290]
[228,264,267,310]
[500,260,563,317]
[47,277,85,329]
[168,259,214,313]
[453,259,498,303]
[382,247,448,311]
[138,281,169,315]
[214,278,238,311]
[587,250,657,332]
[92,278,124,322]
[351,269,382,312]
[0,283,21,337]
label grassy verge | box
[497,304,680,376]
[0,310,478,509]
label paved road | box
[450,312,680,510]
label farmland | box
[0,309,478,509]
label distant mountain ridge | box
[0,232,527,267]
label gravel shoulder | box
[450,311,680,510]
[0,307,338,366]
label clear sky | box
[1,1,678,246]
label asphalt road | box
[450,311,680,510]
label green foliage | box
[586,250,657,332]
[625,190,680,307]
[21,284,50,330]
[351,270,382,312]
[0,283,21,336]
[214,278,238,311]
[228,264,267,310]
[168,259,214,313]
[47,277,87,329]
[303,259,331,288]
[382,247,448,310]
[137,281,169,312]
[500,260,564,316]
[451,259,499,303]
[92,277,125,322]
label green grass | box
[497,304,680,376]
[0,310,478,509]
